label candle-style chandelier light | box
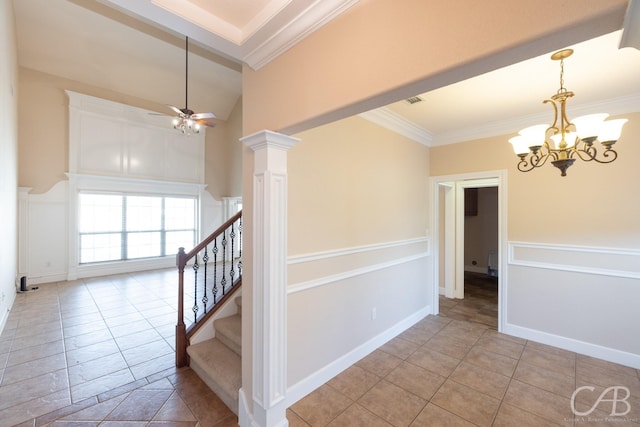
[508,49,627,176]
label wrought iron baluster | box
[202,246,209,313]
[212,238,218,303]
[229,222,236,285]
[238,216,242,277]
[221,230,227,294]
[192,256,199,324]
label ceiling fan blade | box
[191,112,216,120]
[195,119,216,128]
[167,105,184,116]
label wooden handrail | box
[175,210,242,368]
[178,210,243,268]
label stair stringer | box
[189,289,242,345]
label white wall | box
[286,241,431,403]
[504,242,640,367]
[0,0,19,331]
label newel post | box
[241,130,299,427]
[176,247,188,368]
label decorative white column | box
[241,130,299,427]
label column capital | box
[241,130,300,152]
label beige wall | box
[289,115,430,255]
[0,0,19,329]
[242,0,626,135]
[18,67,241,198]
[430,113,640,248]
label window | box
[79,193,196,264]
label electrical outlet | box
[371,308,377,320]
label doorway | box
[431,171,507,331]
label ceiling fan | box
[168,36,216,135]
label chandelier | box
[508,49,627,176]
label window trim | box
[67,173,207,279]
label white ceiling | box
[11,0,640,144]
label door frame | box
[430,170,508,332]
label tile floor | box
[1,270,639,426]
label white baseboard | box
[285,305,431,407]
[503,322,640,369]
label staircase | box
[175,210,243,415]
[187,295,242,415]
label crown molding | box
[243,0,359,70]
[431,92,640,146]
[359,108,434,146]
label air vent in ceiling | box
[405,96,423,105]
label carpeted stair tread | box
[214,314,242,356]
[187,338,241,414]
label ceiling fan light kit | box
[508,48,627,177]
[169,36,216,136]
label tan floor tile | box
[411,403,477,427]
[66,340,121,366]
[2,352,67,385]
[503,379,574,426]
[378,336,419,360]
[449,361,510,399]
[576,363,640,396]
[398,325,434,346]
[14,319,62,339]
[121,339,173,367]
[385,361,446,400]
[290,384,353,426]
[287,408,311,427]
[106,389,173,421]
[327,403,392,427]
[6,339,65,367]
[58,395,126,421]
[70,369,136,403]
[406,346,461,377]
[355,349,403,377]
[10,329,64,352]
[576,355,638,378]
[493,402,564,426]
[129,352,175,380]
[358,380,426,427]
[0,388,71,427]
[327,365,380,401]
[69,353,129,386]
[63,320,109,339]
[514,361,576,398]
[424,334,472,359]
[481,329,527,345]
[526,341,576,360]
[431,379,500,426]
[108,319,153,338]
[64,330,115,352]
[463,346,517,377]
[153,392,197,422]
[475,334,524,359]
[520,345,576,377]
[114,329,164,351]
[0,370,69,411]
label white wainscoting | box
[285,237,432,405]
[505,241,640,369]
[67,91,205,183]
[509,241,640,279]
